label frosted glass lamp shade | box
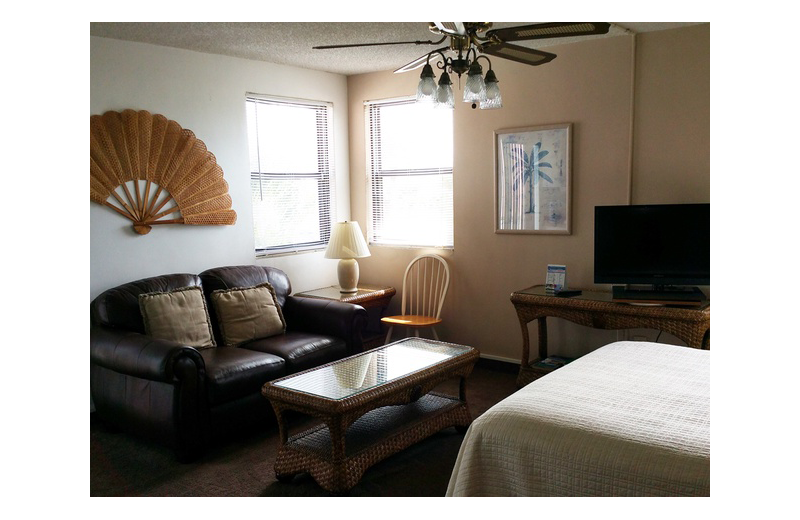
[481,69,502,110]
[416,64,437,103]
[435,71,454,109]
[463,62,486,103]
[324,221,371,293]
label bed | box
[446,341,710,496]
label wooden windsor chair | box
[381,254,450,343]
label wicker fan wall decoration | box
[90,109,237,235]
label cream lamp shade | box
[324,221,371,293]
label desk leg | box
[516,315,550,388]
[517,316,532,368]
[537,317,548,360]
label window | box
[246,95,334,255]
[366,98,454,248]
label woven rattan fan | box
[90,109,236,235]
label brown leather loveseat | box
[90,265,367,461]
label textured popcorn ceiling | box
[90,22,704,76]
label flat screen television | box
[594,203,710,302]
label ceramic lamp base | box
[337,258,359,293]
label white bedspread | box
[446,341,710,496]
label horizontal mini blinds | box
[246,96,334,254]
[367,98,454,248]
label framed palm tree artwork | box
[494,123,572,234]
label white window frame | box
[364,97,454,249]
[246,94,335,256]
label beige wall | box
[89,25,710,363]
[347,24,710,362]
[633,26,710,203]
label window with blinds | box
[246,95,334,255]
[366,98,454,248]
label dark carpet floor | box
[90,360,519,497]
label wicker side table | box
[511,285,710,387]
[296,285,396,350]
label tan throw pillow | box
[139,286,216,348]
[210,283,286,347]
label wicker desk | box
[296,285,396,350]
[261,337,479,493]
[511,285,710,387]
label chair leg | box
[432,327,439,341]
[414,329,420,338]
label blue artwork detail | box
[498,124,569,233]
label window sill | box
[255,246,326,258]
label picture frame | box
[494,123,572,234]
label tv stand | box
[612,285,706,306]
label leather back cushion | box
[139,286,217,347]
[200,266,293,343]
[91,273,202,332]
[199,266,292,307]
[210,283,286,347]
[90,266,292,336]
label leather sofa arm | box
[90,325,205,382]
[282,296,368,353]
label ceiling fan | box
[314,22,611,109]
[313,22,612,74]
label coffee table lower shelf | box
[274,392,471,493]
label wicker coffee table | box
[261,337,480,493]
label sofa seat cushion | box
[201,347,286,406]
[242,332,348,374]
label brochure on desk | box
[545,264,566,293]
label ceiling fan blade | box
[485,22,610,43]
[393,46,451,74]
[432,22,466,35]
[481,43,557,67]
[314,36,446,50]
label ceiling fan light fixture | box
[316,21,612,110]
[435,71,454,109]
[416,63,437,103]
[463,61,486,103]
[481,68,502,110]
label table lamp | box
[324,221,371,293]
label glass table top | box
[295,285,394,303]
[516,284,615,302]
[515,284,709,309]
[272,338,472,401]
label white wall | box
[90,37,351,299]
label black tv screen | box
[594,203,710,287]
